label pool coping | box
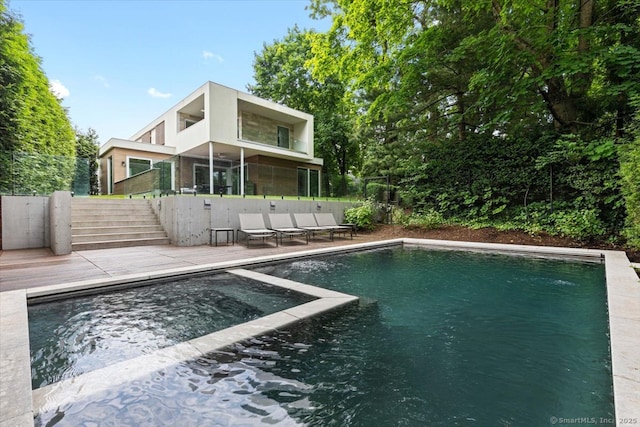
[30,268,360,415]
[1,239,638,426]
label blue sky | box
[11,0,330,145]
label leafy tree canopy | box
[0,0,76,194]
[304,0,639,244]
[75,127,100,195]
[249,25,361,196]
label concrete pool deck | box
[1,239,639,426]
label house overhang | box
[99,138,177,158]
[178,141,323,166]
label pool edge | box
[2,239,638,426]
[603,250,640,422]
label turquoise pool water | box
[29,273,313,389]
[33,247,613,426]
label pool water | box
[28,273,314,389]
[33,247,614,426]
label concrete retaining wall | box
[1,196,50,250]
[150,195,359,247]
[1,194,361,251]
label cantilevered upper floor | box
[98,82,323,197]
[116,81,316,163]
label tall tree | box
[308,0,640,239]
[0,0,76,194]
[619,95,640,248]
[248,26,360,196]
[75,127,100,195]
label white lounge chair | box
[268,213,309,245]
[314,213,353,240]
[293,213,334,241]
[238,213,278,247]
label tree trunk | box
[578,0,594,53]
[540,76,578,132]
[457,91,466,142]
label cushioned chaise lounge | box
[238,213,278,247]
[268,213,309,245]
[314,213,353,240]
[293,213,334,241]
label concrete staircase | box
[72,198,170,251]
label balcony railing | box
[0,151,91,196]
[237,137,308,154]
[111,155,316,197]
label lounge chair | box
[314,213,353,240]
[268,213,309,245]
[293,213,334,241]
[238,213,278,247]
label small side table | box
[340,223,358,236]
[211,228,235,246]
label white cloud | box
[147,87,172,99]
[94,74,110,88]
[49,80,70,98]
[202,50,224,62]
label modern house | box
[98,81,323,197]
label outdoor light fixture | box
[316,203,321,210]
[270,201,276,209]
[121,161,126,167]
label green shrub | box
[549,209,607,241]
[513,202,607,241]
[619,141,640,249]
[393,209,445,230]
[344,201,376,231]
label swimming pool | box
[30,245,615,426]
[28,273,314,389]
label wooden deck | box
[0,235,377,292]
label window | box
[277,126,290,149]
[297,168,321,197]
[107,156,113,194]
[128,158,152,177]
[297,168,308,196]
[310,169,319,197]
[177,94,205,132]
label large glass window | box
[298,168,308,196]
[107,156,113,194]
[194,164,209,192]
[128,158,151,177]
[310,169,319,197]
[297,168,320,197]
[194,162,232,194]
[277,126,290,149]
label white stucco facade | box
[99,82,323,197]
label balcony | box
[238,111,308,154]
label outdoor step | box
[72,219,161,227]
[71,198,169,250]
[72,212,157,221]
[72,231,169,243]
[72,206,155,215]
[72,225,165,235]
[72,198,152,204]
[72,204,155,212]
[71,237,171,251]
